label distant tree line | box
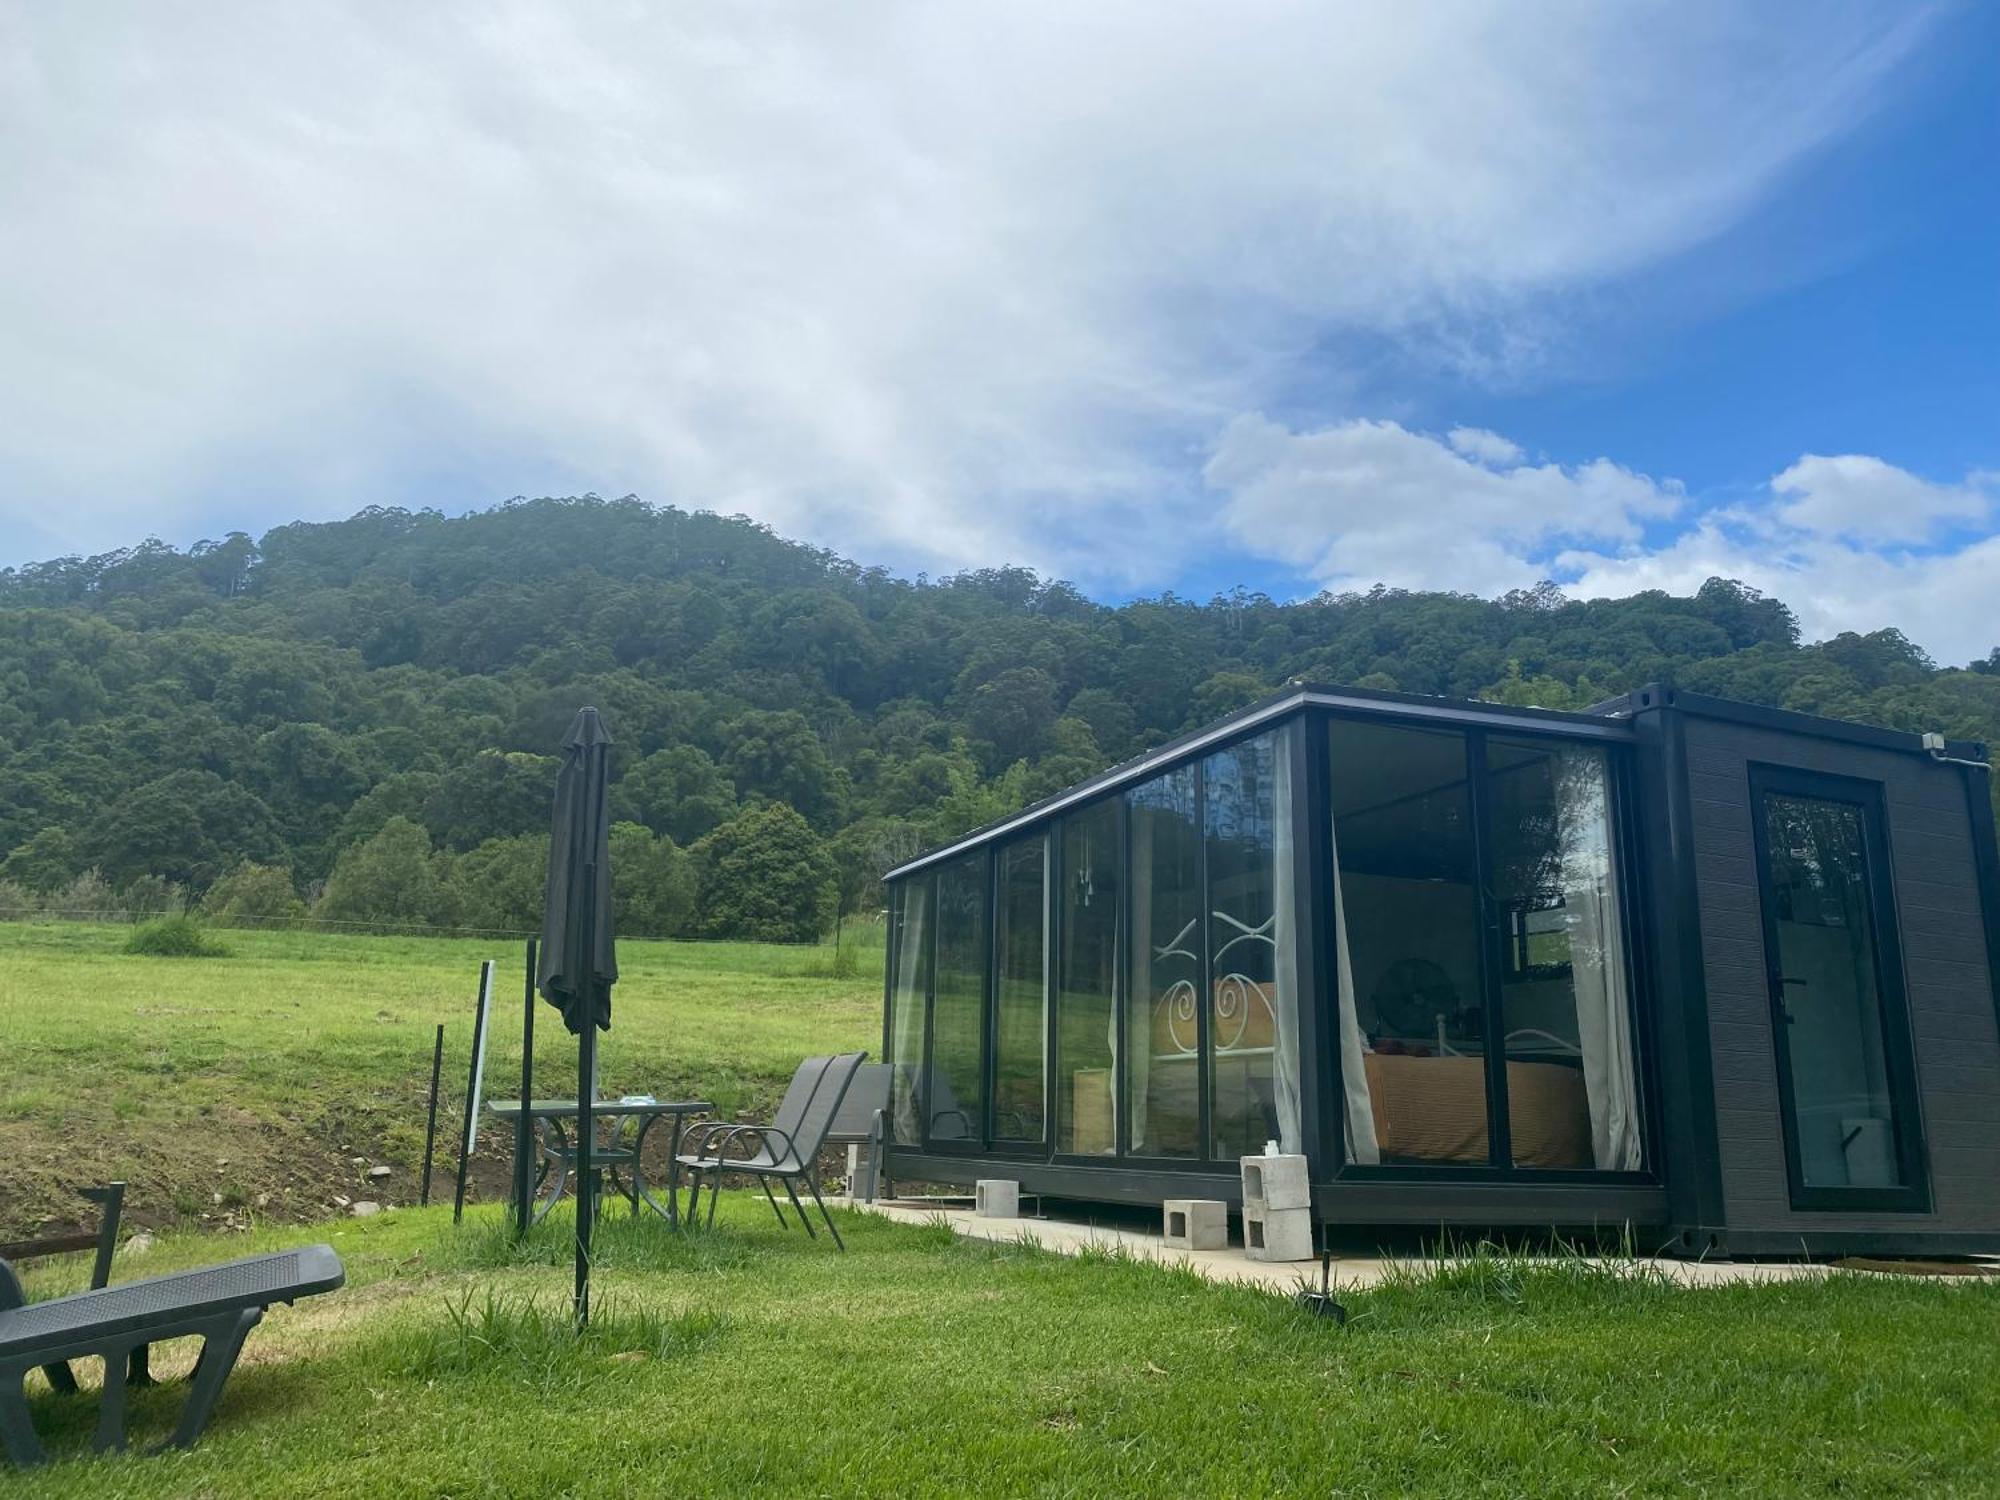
[1,496,1995,941]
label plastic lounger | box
[0,1244,345,1467]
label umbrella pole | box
[515,938,536,1238]
[574,864,597,1330]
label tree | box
[609,822,695,937]
[690,803,836,942]
[422,750,557,851]
[85,769,284,892]
[614,744,737,844]
[0,825,83,892]
[721,711,836,826]
[965,666,1059,768]
[446,833,547,932]
[202,861,308,925]
[317,817,453,928]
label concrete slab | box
[849,1198,1977,1291]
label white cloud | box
[1563,513,2000,666]
[1202,411,2000,663]
[1447,428,1526,467]
[1770,453,1995,544]
[0,3,1932,585]
[1205,414,1683,595]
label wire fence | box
[0,904,887,946]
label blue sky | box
[2,4,1995,659]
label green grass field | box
[7,919,2000,1493]
[9,1202,2000,1496]
[0,921,881,1239]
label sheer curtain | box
[1272,735,1303,1155]
[1559,748,1641,1170]
[889,880,929,1146]
[1127,809,1154,1151]
[1329,812,1380,1164]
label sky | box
[2,3,1996,661]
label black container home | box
[878,683,2000,1256]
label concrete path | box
[851,1198,1978,1291]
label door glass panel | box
[887,877,931,1146]
[1128,766,1201,1157]
[993,836,1047,1142]
[1205,733,1294,1159]
[929,853,986,1143]
[1758,790,1906,1190]
[1486,739,1641,1171]
[1329,720,1488,1164]
[1056,800,1119,1156]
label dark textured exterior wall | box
[1683,716,2000,1239]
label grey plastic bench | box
[1,1238,345,1467]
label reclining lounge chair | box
[0,1185,344,1468]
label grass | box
[8,1201,2000,1496]
[0,920,881,1237]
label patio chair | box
[0,1188,344,1468]
[678,1051,866,1250]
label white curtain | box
[889,880,929,1145]
[1271,733,1304,1155]
[1127,809,1154,1151]
[1329,812,1381,1164]
[1559,748,1641,1170]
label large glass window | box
[1329,720,1487,1165]
[929,853,987,1143]
[1128,766,1201,1157]
[1330,718,1643,1171]
[993,835,1047,1142]
[1752,771,1924,1208]
[887,876,931,1146]
[1205,734,1295,1159]
[1486,739,1640,1170]
[1056,800,1119,1156]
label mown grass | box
[0,921,881,1236]
[9,1200,2000,1497]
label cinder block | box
[1239,1153,1310,1211]
[1243,1203,1314,1262]
[1162,1198,1228,1251]
[974,1179,1019,1218]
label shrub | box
[124,914,232,958]
[690,802,837,943]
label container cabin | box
[878,683,2000,1256]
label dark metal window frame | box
[922,849,991,1156]
[1746,763,1930,1214]
[1321,705,1657,1185]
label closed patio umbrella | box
[536,706,617,1326]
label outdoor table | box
[488,1097,713,1228]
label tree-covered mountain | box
[3,495,1995,935]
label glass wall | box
[928,853,987,1142]
[1056,799,1120,1156]
[993,835,1048,1142]
[1205,734,1293,1158]
[1329,717,1641,1171]
[1329,720,1485,1165]
[1128,766,1201,1157]
[1486,739,1640,1170]
[886,875,931,1146]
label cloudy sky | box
[3,3,1996,660]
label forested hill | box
[3,496,1996,937]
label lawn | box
[0,921,881,1240]
[9,1201,2000,1497]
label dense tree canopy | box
[2,496,1995,940]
